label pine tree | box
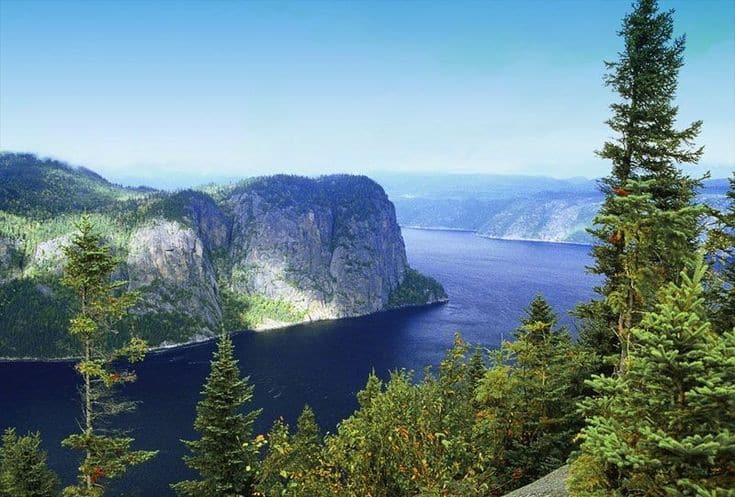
[172,333,262,497]
[291,406,321,471]
[61,216,156,497]
[515,293,557,343]
[569,258,735,496]
[706,172,735,334]
[466,346,487,386]
[0,428,59,497]
[475,296,593,489]
[581,0,704,370]
[256,406,323,497]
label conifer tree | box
[172,333,262,497]
[569,259,735,496]
[706,172,735,334]
[61,216,155,496]
[291,406,321,471]
[0,428,59,497]
[516,294,557,341]
[580,0,704,370]
[466,346,487,386]
[256,406,323,497]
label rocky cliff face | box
[224,176,408,320]
[123,176,415,337]
[126,219,222,339]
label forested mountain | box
[0,153,446,358]
[376,173,730,243]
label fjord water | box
[0,229,598,496]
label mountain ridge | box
[0,153,446,359]
[375,173,730,243]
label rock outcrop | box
[123,176,418,337]
[502,465,569,497]
[126,219,222,335]
[224,175,408,320]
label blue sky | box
[0,0,733,184]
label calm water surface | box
[0,229,598,496]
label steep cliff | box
[224,175,410,321]
[125,219,223,344]
[0,153,446,358]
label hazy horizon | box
[1,0,733,182]
[2,149,731,192]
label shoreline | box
[401,225,592,247]
[0,299,449,364]
[400,225,477,233]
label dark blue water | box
[0,229,598,496]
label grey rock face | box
[126,219,222,333]
[31,235,71,276]
[502,465,569,497]
[224,175,409,320]
[116,176,415,336]
[185,192,230,251]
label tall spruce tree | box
[0,428,59,497]
[706,172,735,334]
[61,216,155,496]
[569,259,735,496]
[172,333,262,497]
[580,0,704,370]
[291,406,321,472]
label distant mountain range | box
[373,173,732,244]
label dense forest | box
[1,1,734,496]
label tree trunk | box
[85,336,92,490]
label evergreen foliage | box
[706,172,735,334]
[256,406,322,497]
[0,278,77,358]
[253,320,591,496]
[474,296,594,489]
[172,333,263,497]
[0,428,59,497]
[0,153,143,219]
[569,259,735,496]
[580,0,705,371]
[60,216,156,496]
